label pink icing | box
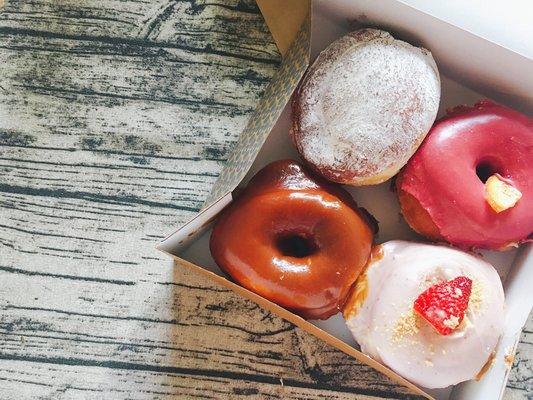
[399,100,533,249]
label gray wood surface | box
[0,0,531,399]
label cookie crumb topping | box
[468,279,484,311]
[392,309,420,342]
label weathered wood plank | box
[0,0,279,61]
[0,359,410,400]
[0,265,420,398]
[507,322,533,398]
[0,0,279,283]
[0,31,276,165]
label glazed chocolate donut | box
[291,28,440,185]
[397,100,533,250]
[210,160,373,319]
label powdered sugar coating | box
[291,29,440,185]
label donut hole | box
[275,233,318,258]
[476,160,500,183]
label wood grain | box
[0,0,530,399]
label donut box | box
[158,1,533,399]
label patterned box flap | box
[204,8,311,207]
[159,2,311,252]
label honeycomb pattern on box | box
[205,13,311,207]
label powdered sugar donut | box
[343,241,504,389]
[291,28,440,185]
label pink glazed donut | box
[397,100,533,250]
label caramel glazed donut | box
[397,101,533,250]
[210,160,374,320]
[344,241,505,389]
[291,28,440,186]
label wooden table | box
[0,1,531,398]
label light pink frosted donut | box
[344,241,505,389]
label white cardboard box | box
[159,1,533,398]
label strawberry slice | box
[414,276,472,335]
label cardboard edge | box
[157,192,232,254]
[256,0,311,56]
[171,254,435,400]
